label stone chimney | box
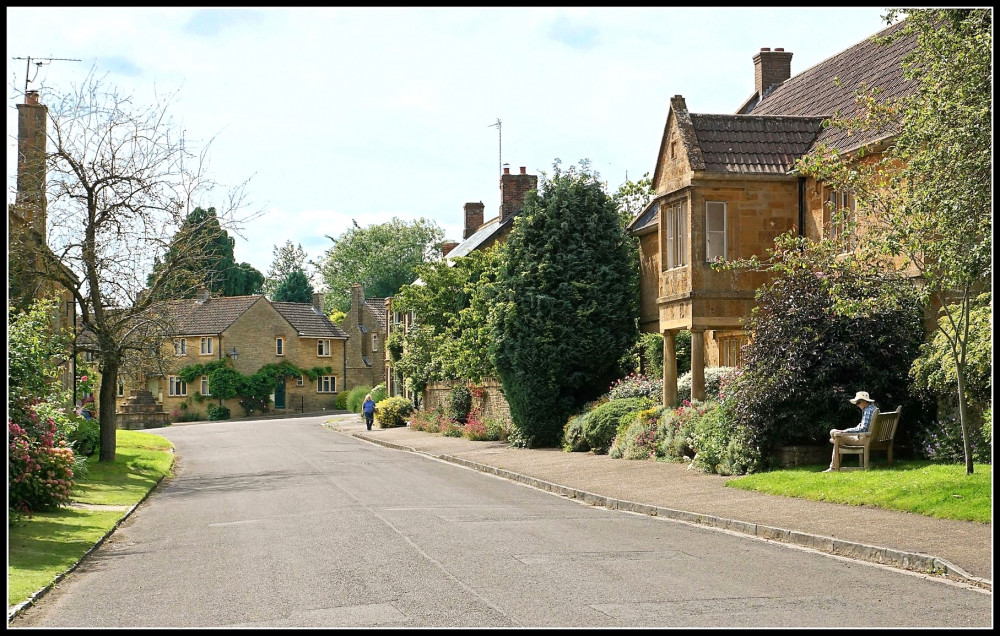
[194,286,211,303]
[441,241,459,257]
[351,283,364,313]
[312,292,325,312]
[500,166,537,223]
[753,47,793,101]
[463,202,485,239]
[16,89,47,230]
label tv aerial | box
[11,55,81,95]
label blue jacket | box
[362,399,376,415]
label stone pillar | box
[691,329,705,402]
[662,329,678,408]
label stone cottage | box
[341,283,388,391]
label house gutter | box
[797,176,805,238]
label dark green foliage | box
[346,385,372,414]
[207,404,231,421]
[272,268,315,303]
[724,266,925,471]
[147,207,264,299]
[335,391,349,410]
[492,161,640,447]
[69,419,101,457]
[448,384,472,423]
[8,297,71,422]
[582,397,653,454]
[562,412,590,452]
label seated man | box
[823,391,878,472]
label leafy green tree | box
[611,172,655,227]
[796,9,991,474]
[272,268,315,303]
[491,160,640,447]
[317,217,444,313]
[147,206,264,299]
[8,297,71,421]
[263,240,310,298]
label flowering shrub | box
[583,397,654,454]
[9,403,76,517]
[462,408,504,441]
[375,397,414,428]
[609,406,663,460]
[916,415,992,464]
[676,367,736,404]
[607,373,663,402]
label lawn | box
[725,460,992,523]
[7,430,175,610]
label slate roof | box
[445,216,503,260]
[689,114,826,175]
[163,295,262,335]
[363,298,387,331]
[628,199,659,233]
[745,19,915,154]
[271,301,348,339]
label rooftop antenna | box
[488,118,502,187]
[12,56,82,96]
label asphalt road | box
[11,415,991,628]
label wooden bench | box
[833,407,902,470]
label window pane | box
[706,202,726,232]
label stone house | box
[341,283,387,391]
[630,20,917,406]
[116,290,348,420]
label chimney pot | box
[519,166,526,174]
[25,90,40,105]
[503,167,510,174]
[775,47,784,52]
[760,47,771,52]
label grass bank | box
[725,460,991,523]
[7,430,175,610]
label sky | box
[7,7,896,285]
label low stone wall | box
[423,379,513,427]
[774,445,830,467]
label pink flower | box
[81,376,88,382]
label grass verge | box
[725,460,991,523]
[7,430,175,609]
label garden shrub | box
[689,401,758,476]
[607,373,663,402]
[461,408,501,441]
[335,391,349,410]
[484,416,510,443]
[609,406,663,460]
[677,367,735,404]
[562,413,591,452]
[409,408,445,433]
[172,410,204,423]
[207,404,231,421]
[913,414,992,465]
[370,383,388,404]
[375,396,413,428]
[9,404,76,516]
[440,418,463,437]
[657,402,701,462]
[583,397,653,454]
[449,384,473,423]
[722,265,924,472]
[69,418,101,457]
[346,385,372,414]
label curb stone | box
[339,426,991,592]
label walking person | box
[362,394,376,431]
[824,390,878,472]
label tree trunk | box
[98,360,119,463]
[955,363,973,475]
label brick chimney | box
[312,292,325,313]
[194,286,211,303]
[440,241,459,257]
[500,166,537,223]
[16,89,47,230]
[463,202,485,239]
[753,47,793,100]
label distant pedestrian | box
[362,394,376,431]
[824,390,878,472]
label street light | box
[228,346,238,361]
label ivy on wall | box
[179,359,333,416]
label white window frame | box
[83,351,95,363]
[705,201,727,263]
[317,375,337,393]
[200,375,210,396]
[317,339,331,356]
[297,375,304,387]
[276,337,284,356]
[827,188,857,250]
[168,376,187,397]
[200,336,214,356]
[371,333,379,352]
[173,338,187,356]
[664,200,688,270]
